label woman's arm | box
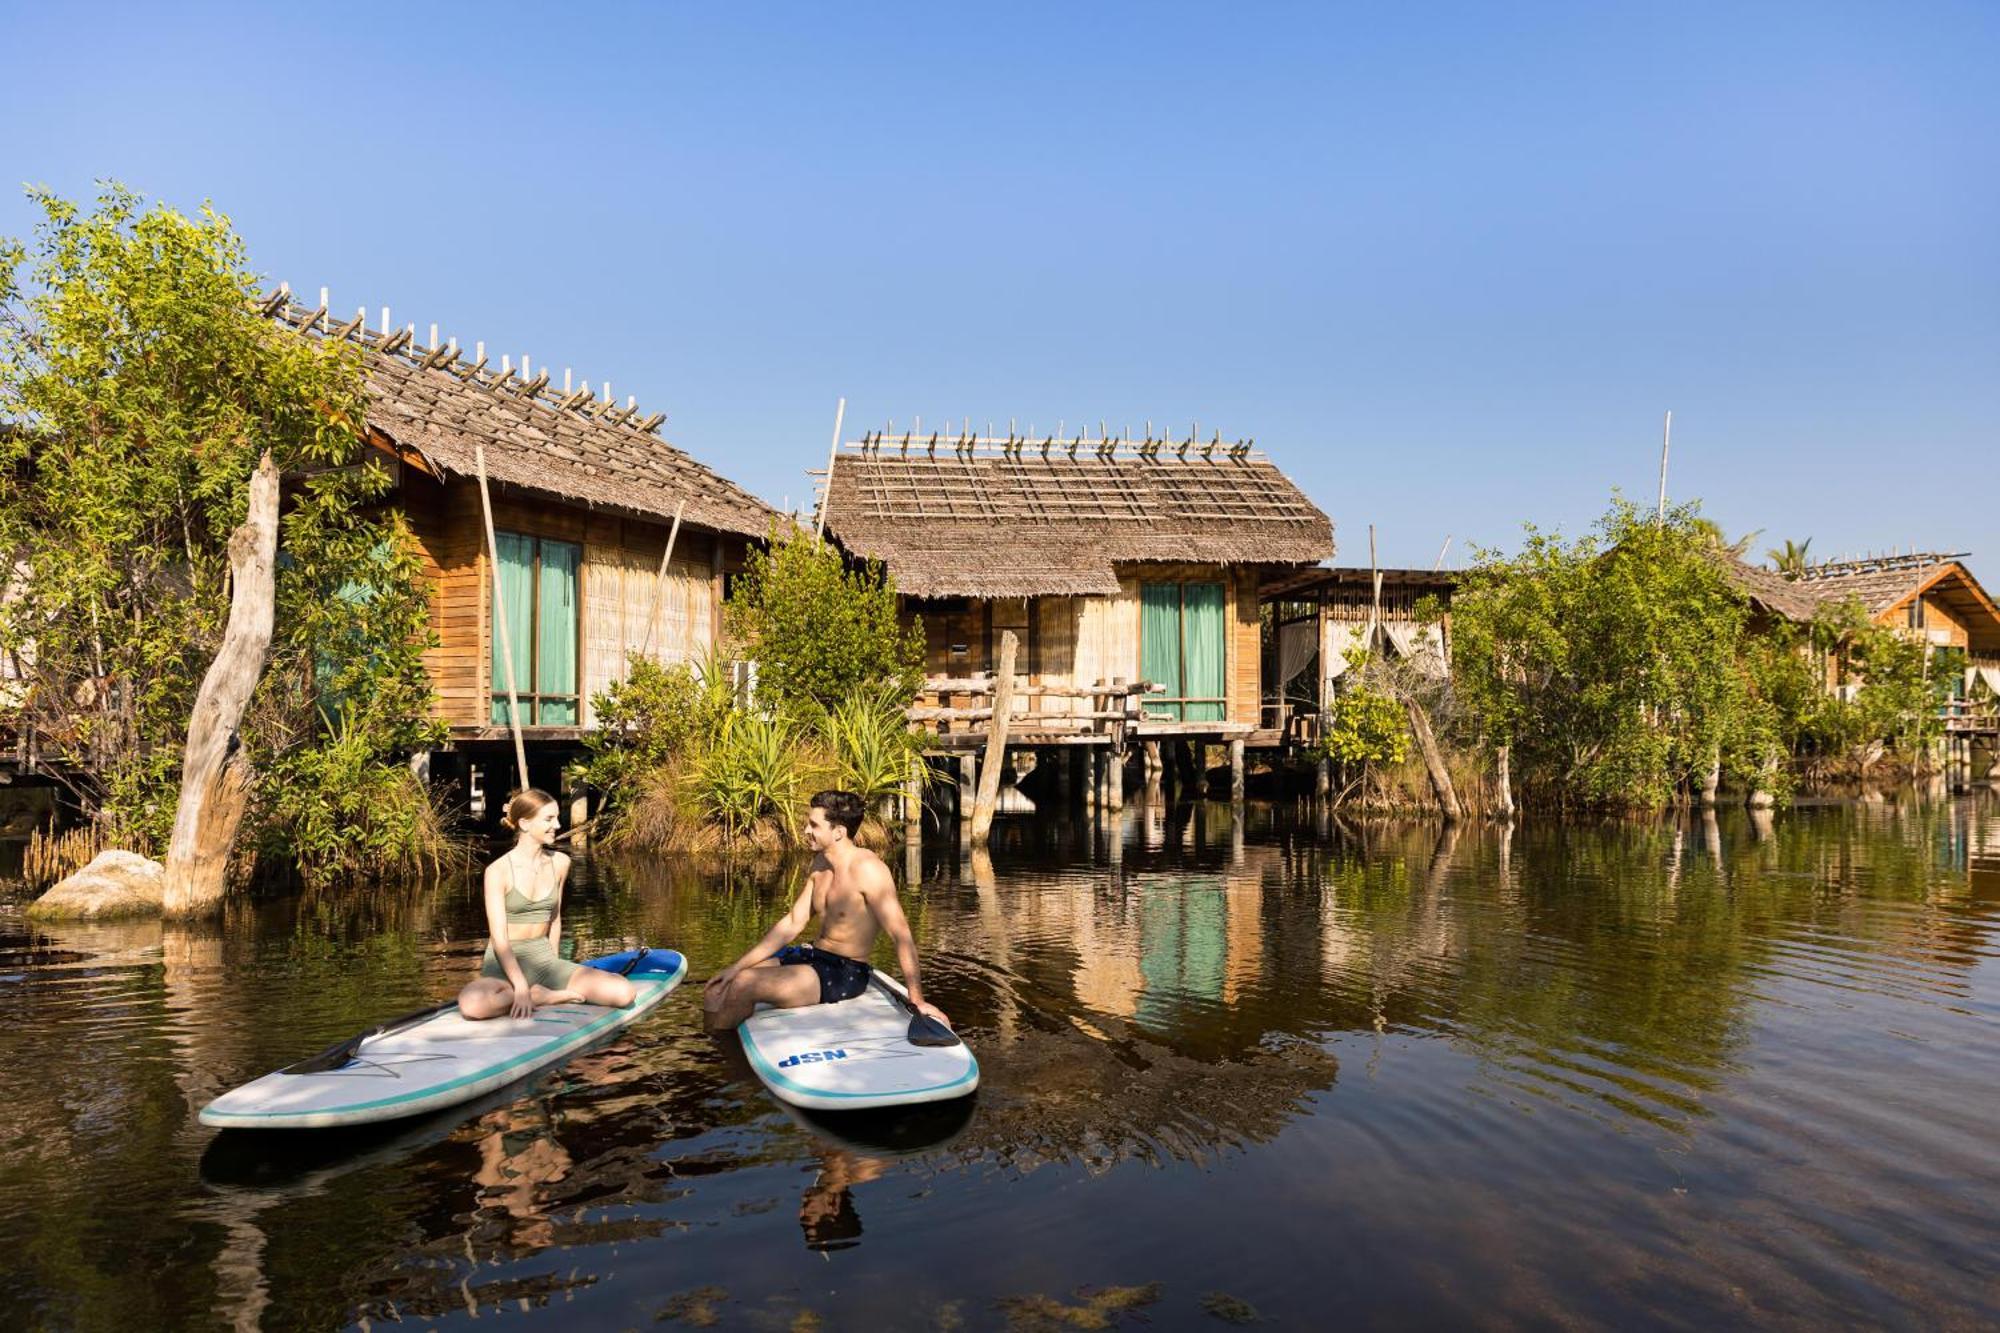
[546,852,571,958]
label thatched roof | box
[1720,552,1999,648]
[822,433,1333,598]
[261,292,775,538]
[1717,555,1821,622]
[1794,554,1970,616]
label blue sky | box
[3,2,1994,568]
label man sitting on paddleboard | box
[703,789,949,1030]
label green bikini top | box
[503,857,558,925]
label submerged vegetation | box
[584,531,925,853]
[0,185,450,886]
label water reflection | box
[0,791,1996,1327]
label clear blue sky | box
[4,2,1994,568]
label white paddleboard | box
[739,971,978,1111]
[199,949,686,1130]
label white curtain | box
[1975,664,2000,698]
[1323,623,1367,684]
[1278,620,1317,691]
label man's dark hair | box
[811,789,866,838]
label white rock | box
[27,849,166,920]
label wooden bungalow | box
[262,293,777,796]
[1260,566,1457,741]
[819,430,1332,799]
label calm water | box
[3,795,1998,1331]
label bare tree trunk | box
[162,453,280,919]
[1700,749,1721,806]
[970,631,1018,848]
[1404,695,1462,822]
[1495,743,1515,820]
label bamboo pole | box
[638,499,687,662]
[815,396,846,545]
[475,444,530,793]
[970,631,1018,847]
[1657,409,1673,521]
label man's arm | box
[864,862,948,1024]
[705,873,816,991]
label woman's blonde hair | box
[500,787,558,832]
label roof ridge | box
[842,429,1264,463]
[256,287,669,438]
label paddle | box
[870,974,962,1048]
[282,1001,458,1075]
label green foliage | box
[256,703,462,886]
[1451,499,1760,810]
[0,185,443,877]
[723,525,923,711]
[815,679,925,809]
[1766,537,1813,577]
[1315,649,1412,799]
[686,710,831,848]
[581,650,736,804]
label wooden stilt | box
[1108,745,1125,811]
[1229,738,1245,804]
[475,444,529,793]
[970,631,1018,847]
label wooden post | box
[475,444,529,793]
[161,454,281,919]
[904,756,924,846]
[970,631,1018,847]
[957,754,976,819]
[1108,745,1125,811]
[1404,696,1462,822]
[637,500,686,663]
[1070,748,1089,809]
[1316,757,1331,798]
[1229,738,1245,804]
[566,767,589,845]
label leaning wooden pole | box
[475,445,530,793]
[162,453,281,919]
[638,499,687,662]
[1405,694,1463,823]
[969,631,1018,848]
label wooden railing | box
[1941,696,1999,734]
[908,675,1160,745]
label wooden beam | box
[969,630,1018,847]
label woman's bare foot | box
[529,984,583,1006]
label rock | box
[26,850,166,920]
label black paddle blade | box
[907,1013,962,1048]
[280,1001,455,1075]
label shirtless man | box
[702,789,950,1031]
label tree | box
[1450,498,1758,810]
[1766,537,1813,578]
[0,185,441,881]
[723,526,924,712]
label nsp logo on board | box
[777,1049,848,1068]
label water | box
[3,795,1997,1331]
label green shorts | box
[481,937,581,992]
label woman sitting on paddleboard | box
[457,789,636,1020]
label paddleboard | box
[739,971,978,1111]
[199,948,686,1130]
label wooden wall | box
[399,469,739,731]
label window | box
[1907,597,1927,630]
[1140,581,1226,722]
[491,532,580,725]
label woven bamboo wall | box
[580,519,716,726]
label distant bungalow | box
[820,428,1332,797]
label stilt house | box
[1261,567,1457,739]
[264,293,776,776]
[820,430,1333,751]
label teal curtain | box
[1181,583,1226,722]
[491,532,536,724]
[1140,583,1184,722]
[536,539,580,724]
